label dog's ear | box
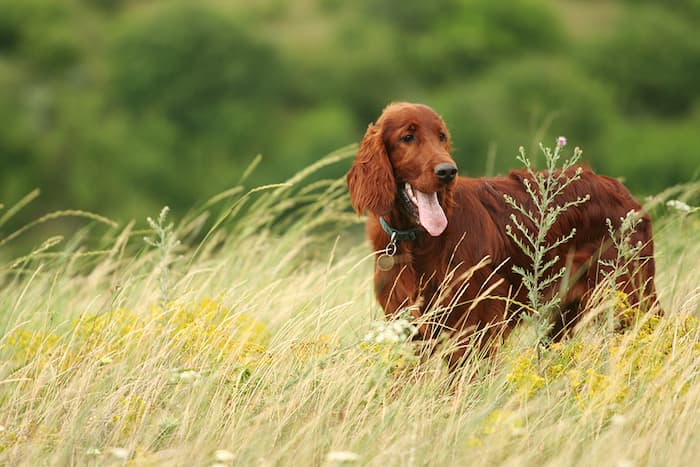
[347,123,396,215]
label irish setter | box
[347,102,658,364]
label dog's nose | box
[434,162,458,182]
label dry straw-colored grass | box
[1,150,698,466]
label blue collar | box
[379,216,421,242]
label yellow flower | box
[356,340,419,372]
[291,334,339,362]
[585,368,609,395]
[507,348,545,397]
[154,298,270,366]
[5,329,63,366]
[567,369,583,389]
[466,435,482,447]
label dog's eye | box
[400,134,415,143]
[439,132,447,142]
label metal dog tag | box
[377,254,395,271]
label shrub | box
[109,4,287,133]
[602,118,700,193]
[374,0,566,83]
[0,0,81,71]
[434,58,616,176]
[588,7,700,116]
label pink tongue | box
[414,189,447,236]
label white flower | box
[326,450,360,463]
[666,199,693,213]
[364,319,417,344]
[179,370,200,381]
[214,449,236,462]
[107,447,129,460]
[611,414,626,426]
[169,368,201,383]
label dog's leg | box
[548,297,583,343]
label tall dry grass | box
[0,148,699,466]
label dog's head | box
[347,102,458,236]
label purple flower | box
[556,136,567,147]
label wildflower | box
[107,447,129,460]
[545,363,566,380]
[155,298,269,365]
[292,334,339,361]
[666,199,695,213]
[169,368,201,384]
[326,450,360,463]
[214,449,236,462]
[86,448,102,456]
[567,369,583,389]
[364,319,417,344]
[6,329,61,363]
[611,414,626,426]
[586,368,608,394]
[556,136,567,147]
[466,435,482,447]
[506,349,545,397]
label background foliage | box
[1,0,699,234]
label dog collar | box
[379,216,421,242]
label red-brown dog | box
[347,102,658,364]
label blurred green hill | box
[1,0,699,237]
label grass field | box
[1,149,699,466]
